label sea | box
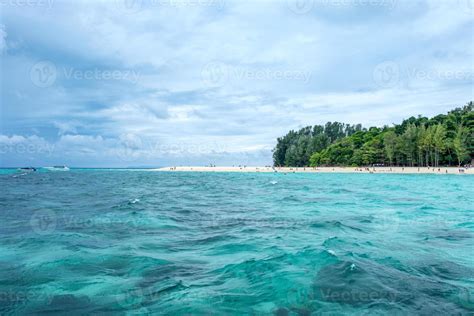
[0,168,473,315]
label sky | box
[0,0,473,167]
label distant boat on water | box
[18,167,37,172]
[44,166,70,171]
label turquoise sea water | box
[0,169,473,315]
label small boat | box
[18,167,37,172]
[44,166,70,171]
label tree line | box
[273,102,473,167]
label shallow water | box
[0,169,473,315]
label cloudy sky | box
[0,0,473,167]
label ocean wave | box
[1,170,473,314]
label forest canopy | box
[273,102,474,167]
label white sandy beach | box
[155,166,474,175]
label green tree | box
[453,125,469,166]
[462,106,474,164]
[424,125,436,166]
[417,125,427,166]
[309,152,322,167]
[274,102,473,167]
[384,130,397,165]
[432,124,446,167]
[401,124,418,166]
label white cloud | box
[0,0,472,166]
[53,121,79,135]
[0,24,6,54]
[412,1,474,38]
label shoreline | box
[155,166,474,175]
